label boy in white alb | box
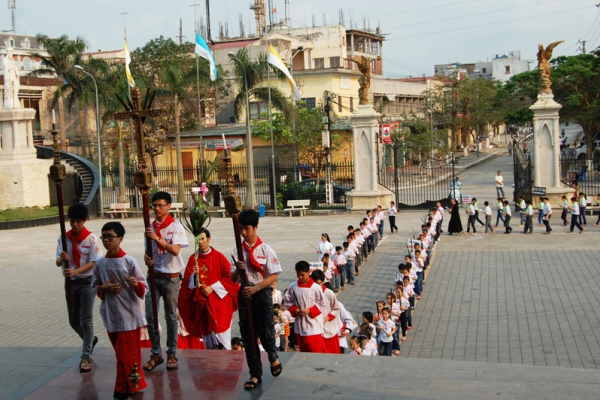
[231,209,283,389]
[92,222,148,399]
[338,302,355,353]
[55,203,102,373]
[284,261,327,353]
[310,270,343,354]
[143,191,189,372]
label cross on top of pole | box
[113,88,163,171]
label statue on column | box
[537,41,563,95]
[3,47,21,108]
[345,55,381,106]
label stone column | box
[346,104,393,210]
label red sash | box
[242,237,265,277]
[66,227,92,268]
[152,214,175,254]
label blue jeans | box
[416,271,423,295]
[579,207,587,225]
[379,341,393,356]
[66,277,95,360]
[496,187,505,198]
[146,275,180,357]
[339,264,346,287]
[332,272,340,290]
[370,233,378,250]
[496,210,505,226]
[346,259,355,284]
[538,211,543,225]
[378,220,384,238]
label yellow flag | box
[124,40,135,88]
[267,44,300,101]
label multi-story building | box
[434,51,530,82]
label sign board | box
[462,195,472,204]
[171,138,244,150]
[309,262,323,272]
[380,124,391,144]
[533,186,546,196]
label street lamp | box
[74,65,103,215]
[228,52,256,209]
[290,46,304,180]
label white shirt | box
[343,248,354,261]
[377,210,386,221]
[543,202,552,216]
[149,220,189,274]
[378,319,395,343]
[91,255,147,332]
[495,175,504,187]
[56,232,102,279]
[334,252,347,266]
[284,280,327,336]
[485,206,493,216]
[272,289,282,306]
[362,340,379,356]
[317,241,335,261]
[388,206,397,216]
[571,203,581,215]
[503,206,512,217]
[231,240,282,286]
[361,227,370,238]
[322,287,342,338]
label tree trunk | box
[174,96,187,207]
[79,107,88,157]
[58,95,67,150]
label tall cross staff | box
[223,138,259,358]
[113,87,163,330]
[49,122,73,312]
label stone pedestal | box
[346,105,393,210]
[0,108,51,209]
[529,94,573,201]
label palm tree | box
[230,48,292,121]
[29,34,88,149]
[158,59,196,207]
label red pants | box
[324,336,340,354]
[296,333,327,353]
[177,334,205,349]
[108,328,148,396]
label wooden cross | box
[113,87,163,181]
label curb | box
[0,215,60,230]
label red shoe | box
[407,327,412,330]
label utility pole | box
[177,19,186,44]
[205,0,212,42]
[323,91,335,205]
[578,39,587,54]
[8,0,16,33]
[120,7,136,174]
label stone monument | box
[346,56,393,210]
[0,47,51,209]
[529,40,574,203]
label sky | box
[2,0,599,78]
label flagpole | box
[120,8,136,167]
[267,52,278,216]
[196,47,204,178]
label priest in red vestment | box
[179,229,239,349]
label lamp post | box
[290,46,304,180]
[228,52,256,209]
[74,65,103,215]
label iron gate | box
[512,133,533,202]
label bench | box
[208,209,228,218]
[108,203,130,219]
[283,199,310,217]
[586,204,600,216]
[170,203,184,219]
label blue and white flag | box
[195,32,217,81]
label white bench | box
[170,203,184,218]
[283,199,310,217]
[108,203,130,219]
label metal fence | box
[101,161,354,211]
[559,156,600,196]
[513,134,533,202]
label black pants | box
[475,210,485,226]
[399,312,408,337]
[571,215,583,232]
[543,216,552,233]
[238,287,277,378]
[467,215,476,233]
[504,215,512,233]
[389,215,398,233]
[579,207,587,225]
[524,215,533,233]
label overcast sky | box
[2,0,598,78]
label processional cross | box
[113,87,164,330]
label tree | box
[496,70,539,126]
[456,77,503,147]
[29,34,88,149]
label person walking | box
[495,171,505,198]
[447,198,463,236]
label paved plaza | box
[3,150,600,398]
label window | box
[505,65,511,74]
[9,37,14,47]
[22,57,31,70]
[330,57,341,68]
[482,67,487,74]
[249,101,268,120]
[314,58,324,69]
[22,39,30,49]
[302,97,316,109]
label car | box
[298,179,353,203]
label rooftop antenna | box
[8,0,16,33]
[205,0,212,42]
[285,0,291,27]
[119,7,129,41]
[239,14,245,37]
[312,13,316,27]
[349,10,353,30]
[339,9,345,26]
[190,2,200,34]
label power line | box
[366,0,480,21]
[385,0,557,31]
[581,6,600,40]
[387,5,593,41]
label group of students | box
[55,192,285,397]
[450,192,598,236]
[349,204,442,357]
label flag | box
[195,32,217,81]
[124,40,135,88]
[273,6,278,13]
[267,44,300,101]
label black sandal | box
[270,359,283,377]
[244,377,262,390]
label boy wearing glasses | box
[92,222,148,400]
[55,203,102,373]
[143,191,189,372]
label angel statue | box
[345,55,381,105]
[537,41,563,95]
